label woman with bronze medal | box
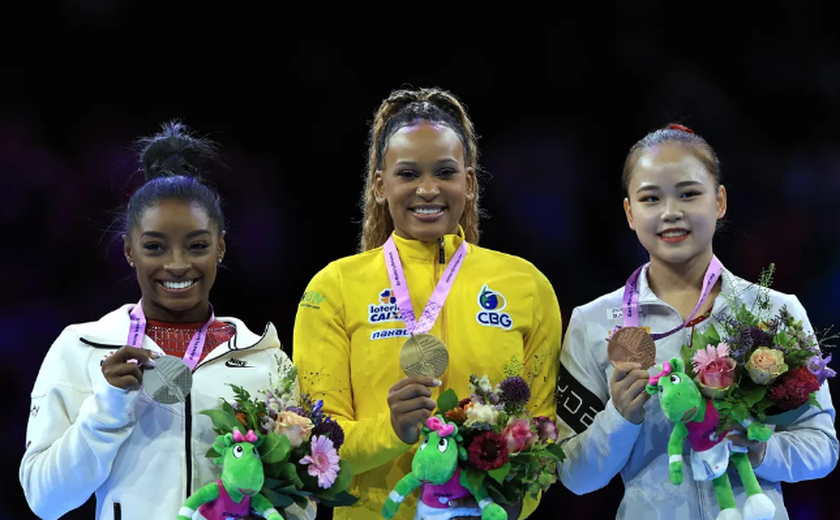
[293,87,562,520]
[20,122,314,520]
[554,124,837,519]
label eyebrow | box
[635,180,703,193]
[394,158,459,167]
[140,230,211,239]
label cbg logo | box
[368,289,401,323]
[475,285,512,330]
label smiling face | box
[374,122,476,242]
[124,199,225,322]
[623,142,727,267]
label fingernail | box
[149,351,163,359]
[433,379,442,387]
[146,360,156,368]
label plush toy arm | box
[382,473,423,519]
[251,492,285,520]
[668,422,689,485]
[458,471,508,520]
[743,417,773,443]
[176,482,220,520]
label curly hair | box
[359,87,482,251]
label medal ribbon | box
[383,236,468,335]
[127,300,215,371]
[621,255,723,340]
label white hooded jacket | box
[20,304,317,520]
[556,267,838,520]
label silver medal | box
[143,355,192,404]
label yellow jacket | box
[293,230,562,520]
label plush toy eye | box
[658,385,664,395]
[438,438,449,453]
[253,446,260,458]
[669,374,681,385]
[420,438,429,450]
[233,445,244,459]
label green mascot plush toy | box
[646,357,776,520]
[176,428,283,520]
[382,415,507,520]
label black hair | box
[122,120,224,236]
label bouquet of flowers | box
[201,354,358,512]
[433,373,565,506]
[680,264,836,431]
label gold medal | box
[607,326,656,369]
[399,333,450,378]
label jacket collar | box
[71,304,280,361]
[389,225,469,262]
[635,263,748,313]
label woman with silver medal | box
[555,124,837,520]
[293,87,562,520]
[20,122,315,520]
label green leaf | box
[205,446,221,459]
[547,443,566,463]
[485,482,513,505]
[809,392,823,411]
[488,462,511,484]
[200,409,242,434]
[739,385,767,408]
[318,490,360,507]
[437,388,459,414]
[279,462,304,489]
[260,433,291,465]
[465,465,486,494]
[260,487,295,509]
[292,495,310,511]
[221,400,236,417]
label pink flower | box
[299,435,340,489]
[502,418,537,454]
[691,342,731,372]
[534,416,559,442]
[691,342,736,397]
[274,411,313,448]
[696,357,737,389]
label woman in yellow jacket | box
[293,87,562,520]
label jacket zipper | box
[113,502,121,520]
[437,237,448,390]
[185,392,193,500]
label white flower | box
[470,375,493,395]
[465,403,499,427]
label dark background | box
[3,3,839,519]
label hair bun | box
[667,123,695,135]
[138,120,217,182]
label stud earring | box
[128,260,135,268]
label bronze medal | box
[607,326,656,369]
[399,333,450,378]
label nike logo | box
[225,358,252,368]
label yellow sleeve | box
[519,265,563,519]
[292,263,412,476]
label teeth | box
[161,280,197,290]
[661,230,688,237]
[414,208,443,215]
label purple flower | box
[807,354,837,385]
[499,377,531,406]
[312,416,345,451]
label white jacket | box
[556,267,838,520]
[20,304,317,520]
